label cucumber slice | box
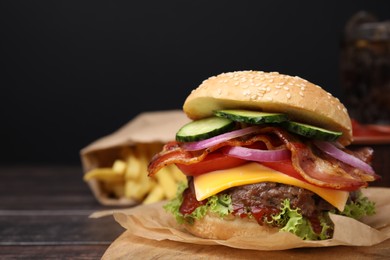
[176,117,235,142]
[214,109,288,124]
[284,121,342,141]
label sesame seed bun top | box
[183,71,352,145]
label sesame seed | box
[286,93,291,99]
[243,90,251,96]
[299,91,304,97]
[283,86,289,90]
[266,97,273,101]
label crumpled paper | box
[91,187,390,251]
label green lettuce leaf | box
[268,199,332,240]
[163,182,188,224]
[333,191,376,219]
[163,182,232,224]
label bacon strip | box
[147,127,379,191]
[148,132,284,176]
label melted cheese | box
[193,162,348,211]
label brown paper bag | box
[80,110,190,206]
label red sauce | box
[232,205,247,218]
[232,205,279,225]
[307,214,322,235]
[179,181,207,215]
[250,207,280,225]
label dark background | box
[1,1,389,165]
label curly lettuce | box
[332,190,376,219]
[268,199,332,240]
[163,182,232,224]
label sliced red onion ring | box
[223,146,291,162]
[182,126,262,151]
[313,140,375,175]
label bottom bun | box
[184,213,279,240]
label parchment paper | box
[80,110,190,206]
[92,187,390,251]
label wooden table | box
[0,166,124,259]
[1,164,389,259]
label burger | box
[147,71,379,241]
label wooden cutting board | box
[102,230,390,259]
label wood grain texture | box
[0,245,107,259]
[0,166,125,259]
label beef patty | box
[227,182,335,225]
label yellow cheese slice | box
[193,162,348,211]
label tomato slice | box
[176,152,247,176]
[261,160,306,182]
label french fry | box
[143,184,164,204]
[112,159,126,174]
[125,151,141,180]
[168,164,187,183]
[84,142,187,204]
[124,176,153,200]
[135,144,149,173]
[155,166,178,199]
[135,144,154,198]
[124,180,144,201]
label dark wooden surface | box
[0,165,125,259]
[1,155,389,259]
